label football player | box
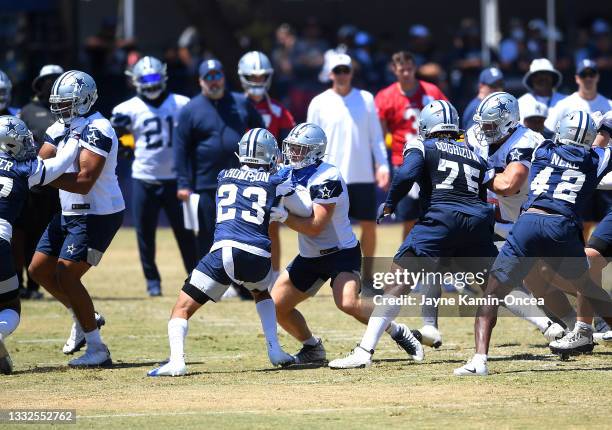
[270,123,418,366]
[0,116,82,374]
[148,128,296,377]
[465,92,569,341]
[455,111,612,376]
[112,56,197,297]
[28,70,125,368]
[329,101,497,368]
[238,51,295,285]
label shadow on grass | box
[498,366,612,375]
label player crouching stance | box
[148,129,295,377]
[0,116,81,373]
[455,111,612,376]
[270,123,418,366]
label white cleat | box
[454,357,488,376]
[267,347,295,367]
[419,325,442,348]
[63,312,105,355]
[549,328,594,356]
[329,345,373,369]
[0,334,14,375]
[542,322,566,342]
[393,324,424,362]
[147,360,187,377]
[594,330,612,345]
[68,345,112,368]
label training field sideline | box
[4,226,612,429]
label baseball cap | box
[199,59,224,77]
[328,53,352,72]
[32,64,64,92]
[576,59,598,75]
[479,67,504,86]
[522,99,548,119]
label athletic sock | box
[385,321,401,338]
[560,310,577,331]
[255,299,281,350]
[168,318,188,363]
[84,328,103,349]
[360,295,401,351]
[68,308,83,331]
[421,283,441,328]
[473,353,487,363]
[503,286,552,332]
[302,336,319,346]
[0,309,20,337]
[574,321,593,334]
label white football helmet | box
[0,115,37,161]
[127,56,167,100]
[556,111,597,148]
[283,123,327,169]
[238,51,273,98]
[473,91,519,145]
[238,128,279,170]
[49,70,98,124]
[418,100,460,138]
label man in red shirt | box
[375,51,447,238]
[238,51,296,281]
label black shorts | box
[347,183,377,221]
[287,244,362,295]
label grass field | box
[3,226,612,429]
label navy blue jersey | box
[0,156,43,241]
[524,140,612,220]
[210,166,292,257]
[386,137,495,218]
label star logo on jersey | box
[509,148,523,161]
[494,100,510,116]
[86,128,100,146]
[66,244,76,255]
[319,185,333,198]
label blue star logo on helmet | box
[5,120,17,133]
[494,100,510,116]
[74,76,86,89]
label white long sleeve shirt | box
[307,88,388,184]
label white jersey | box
[44,112,125,215]
[517,91,566,123]
[544,92,612,132]
[307,88,388,184]
[112,94,189,181]
[291,161,358,258]
[467,124,543,227]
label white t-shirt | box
[517,92,566,123]
[291,162,358,258]
[544,92,612,132]
[307,88,388,184]
[112,94,189,181]
[45,112,125,215]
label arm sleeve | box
[27,137,79,188]
[367,94,389,169]
[173,107,193,190]
[384,147,425,209]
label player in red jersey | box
[238,51,296,282]
[375,51,447,238]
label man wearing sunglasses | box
[174,59,264,258]
[307,53,389,287]
[544,59,612,237]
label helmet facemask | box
[283,139,315,169]
[136,73,166,100]
[49,96,78,124]
[240,73,272,98]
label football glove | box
[270,205,288,223]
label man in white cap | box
[13,64,64,300]
[517,58,565,124]
[521,98,549,136]
[307,53,389,286]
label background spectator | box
[462,66,504,130]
